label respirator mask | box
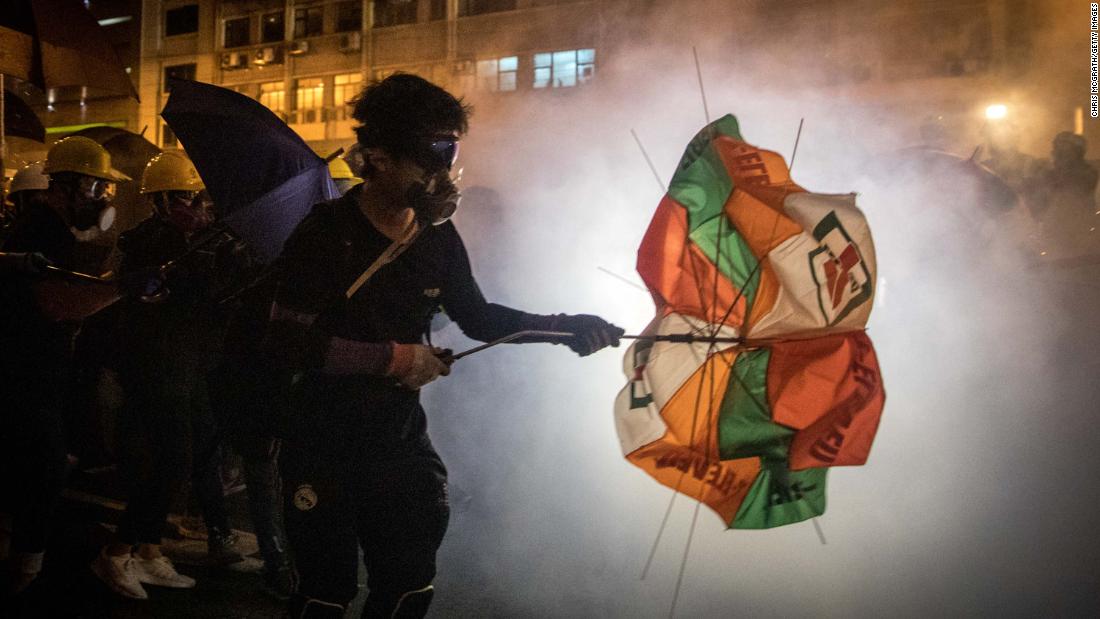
[68,176,117,240]
[407,136,462,226]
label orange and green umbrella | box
[615,115,885,529]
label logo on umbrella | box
[808,211,872,325]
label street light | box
[985,104,1008,120]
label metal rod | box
[640,481,682,581]
[44,265,113,284]
[448,330,574,361]
[630,128,667,194]
[692,46,710,124]
[596,266,648,293]
[789,117,805,172]
[622,333,743,344]
[668,499,703,619]
[812,517,828,545]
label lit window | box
[533,48,595,89]
[164,63,196,92]
[261,12,284,43]
[294,6,323,38]
[165,5,198,37]
[224,17,250,48]
[295,77,325,123]
[260,81,286,116]
[333,73,363,120]
[476,56,517,92]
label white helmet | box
[10,161,49,195]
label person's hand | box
[387,343,452,389]
[555,314,624,356]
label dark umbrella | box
[0,0,136,99]
[3,88,43,141]
[73,126,161,231]
[161,78,339,262]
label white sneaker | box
[133,555,196,589]
[91,550,149,600]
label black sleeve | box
[438,224,553,343]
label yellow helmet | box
[328,157,363,186]
[44,136,131,182]
[141,151,205,194]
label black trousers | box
[280,440,449,616]
[115,362,227,545]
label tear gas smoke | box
[406,2,1100,617]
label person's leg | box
[358,449,450,619]
[238,437,289,571]
[6,400,68,595]
[96,377,194,596]
[281,446,360,616]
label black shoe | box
[261,564,293,601]
[206,528,244,565]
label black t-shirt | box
[272,187,532,455]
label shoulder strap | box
[343,218,422,299]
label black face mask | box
[406,173,461,226]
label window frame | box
[165,4,199,37]
[293,5,324,39]
[223,16,251,49]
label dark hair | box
[350,73,471,172]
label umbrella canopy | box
[0,0,136,99]
[615,115,885,530]
[161,78,338,262]
[3,88,43,142]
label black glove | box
[553,314,625,357]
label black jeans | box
[115,363,227,545]
[281,440,449,616]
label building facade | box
[138,0,604,156]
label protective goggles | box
[76,176,118,202]
[417,136,460,171]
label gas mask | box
[157,190,213,235]
[406,136,462,226]
[67,176,117,239]
[407,170,462,226]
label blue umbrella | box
[161,78,338,262]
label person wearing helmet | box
[91,150,261,599]
[265,74,623,619]
[0,137,128,597]
[328,156,364,196]
[4,161,50,228]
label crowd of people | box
[1,74,623,618]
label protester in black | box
[92,151,257,599]
[1,138,127,597]
[268,74,623,618]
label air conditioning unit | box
[288,40,310,56]
[453,60,474,76]
[253,46,282,66]
[220,52,247,70]
[339,32,361,53]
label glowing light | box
[985,104,1008,120]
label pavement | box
[3,485,287,619]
